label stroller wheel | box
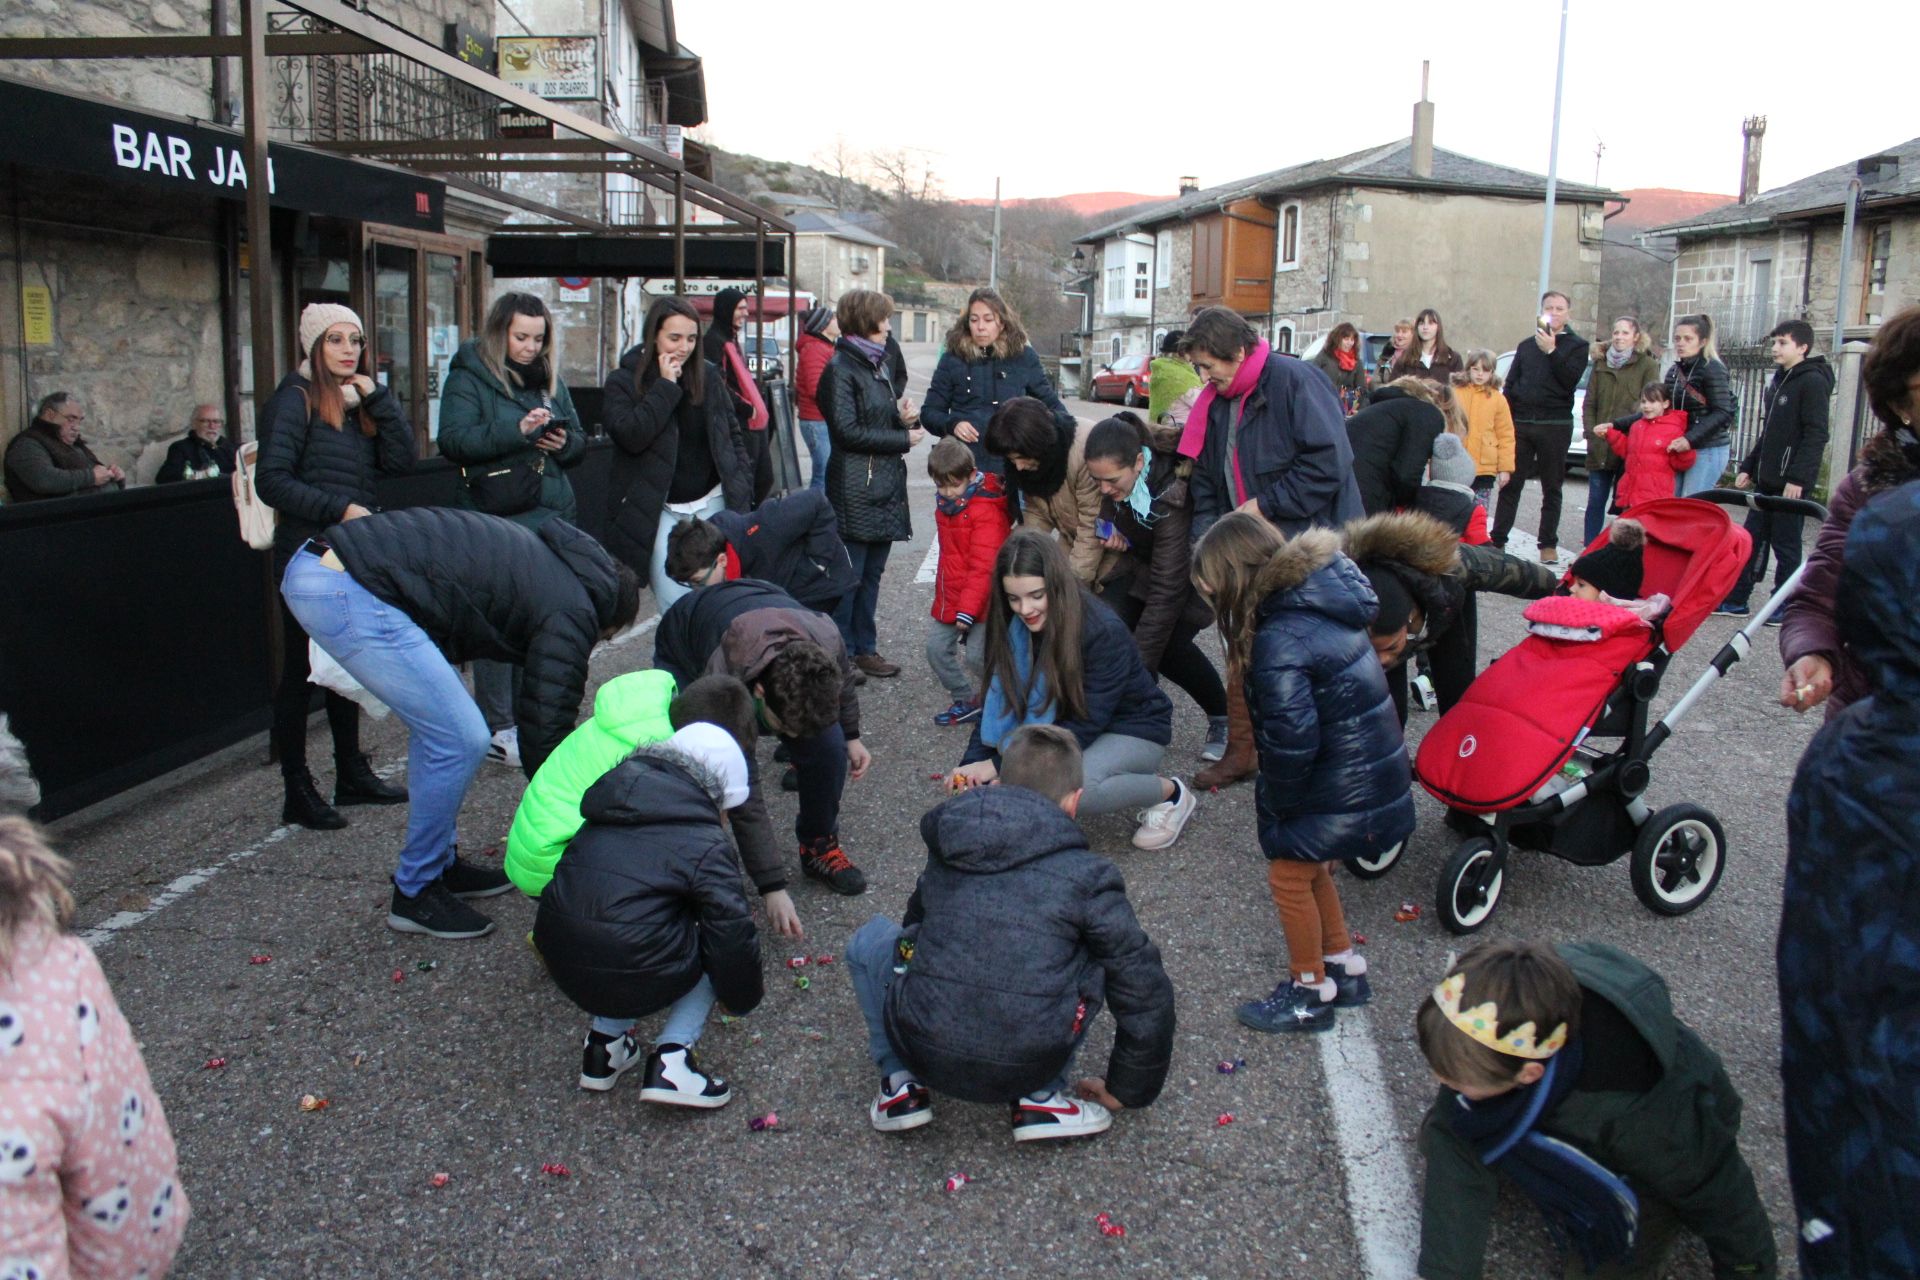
[1437,838,1504,935]
[1630,804,1726,916]
[1344,839,1405,881]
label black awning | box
[485,234,783,278]
[0,73,444,233]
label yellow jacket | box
[1458,383,1515,475]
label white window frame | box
[1155,230,1172,287]
[1278,201,1302,272]
[1274,323,1295,354]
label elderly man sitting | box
[3,393,123,503]
[156,403,237,483]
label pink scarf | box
[1177,340,1269,459]
[722,340,770,431]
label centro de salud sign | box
[496,36,598,101]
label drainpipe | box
[1831,178,1862,357]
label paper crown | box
[1432,973,1569,1060]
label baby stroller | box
[1410,491,1828,933]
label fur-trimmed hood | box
[1253,526,1344,597]
[1341,511,1462,578]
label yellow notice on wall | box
[21,286,52,346]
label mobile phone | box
[1095,518,1116,539]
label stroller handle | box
[1693,487,1830,523]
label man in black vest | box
[4,393,123,502]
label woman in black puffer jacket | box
[1344,379,1447,515]
[1666,312,1737,496]
[819,289,924,676]
[255,302,414,829]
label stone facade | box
[793,235,887,309]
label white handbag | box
[232,439,277,551]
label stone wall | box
[1804,211,1919,333]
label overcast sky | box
[678,1,1919,203]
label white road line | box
[913,540,940,584]
[86,612,668,949]
[1318,1009,1422,1279]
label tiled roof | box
[1076,139,1618,242]
[789,210,897,249]
[1648,136,1920,236]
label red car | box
[1091,354,1150,405]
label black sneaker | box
[1236,981,1336,1033]
[781,766,800,793]
[333,753,407,807]
[282,767,347,831]
[869,1074,933,1132]
[1325,959,1372,1008]
[387,879,495,939]
[1010,1089,1112,1142]
[772,741,792,764]
[638,1043,732,1108]
[579,1028,641,1092]
[800,837,868,895]
[439,854,511,899]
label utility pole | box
[989,177,1002,289]
[1594,137,1605,187]
[1536,0,1569,307]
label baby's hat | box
[1571,518,1645,599]
[667,722,750,810]
[1429,432,1477,487]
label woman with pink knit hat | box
[256,302,417,830]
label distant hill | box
[957,191,1173,217]
[1611,188,1735,234]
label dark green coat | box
[436,340,585,528]
[1582,347,1661,471]
[1417,942,1775,1280]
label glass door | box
[425,252,464,444]
[372,242,418,449]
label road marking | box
[914,540,940,584]
[84,612,667,949]
[1318,1009,1422,1279]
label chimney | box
[1858,153,1900,184]
[1740,115,1767,203]
[1411,61,1435,180]
[1178,175,1199,196]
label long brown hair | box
[0,817,75,968]
[1391,307,1454,375]
[1387,376,1467,437]
[306,331,374,436]
[1192,512,1287,670]
[1323,322,1361,356]
[636,296,707,405]
[481,291,558,396]
[945,286,1029,361]
[980,530,1088,722]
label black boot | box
[334,753,407,806]
[283,767,348,830]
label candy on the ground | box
[248,954,272,965]
[1216,1113,1236,1126]
[793,976,810,990]
[943,1173,971,1192]
[416,960,438,972]
[717,1013,742,1025]
[1395,902,1422,922]
[813,955,835,965]
[1352,933,1368,946]
[391,969,406,983]
[540,1162,570,1177]
[1216,1058,1246,1074]
[786,956,809,969]
[298,1094,329,1112]
[1096,1212,1127,1238]
[748,1112,780,1132]
[202,1057,227,1070]
[429,1172,450,1188]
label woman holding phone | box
[438,291,586,768]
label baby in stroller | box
[1526,519,1672,637]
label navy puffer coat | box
[1245,528,1414,862]
[534,745,764,1022]
[887,784,1175,1108]
[255,369,416,563]
[920,344,1074,474]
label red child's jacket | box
[1609,408,1697,513]
[932,471,1012,627]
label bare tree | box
[810,135,862,211]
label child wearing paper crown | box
[1414,940,1775,1280]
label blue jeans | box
[649,488,727,613]
[798,417,830,491]
[282,550,490,895]
[1678,444,1730,497]
[834,539,893,656]
[1583,469,1618,547]
[590,975,715,1047]
[783,721,847,843]
[847,915,1081,1095]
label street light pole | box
[989,176,1001,289]
[1536,0,1569,306]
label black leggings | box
[272,586,360,779]
[1108,592,1229,717]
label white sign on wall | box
[496,36,598,101]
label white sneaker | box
[486,728,521,769]
[638,1043,732,1109]
[1132,780,1197,850]
[1010,1089,1112,1141]
[579,1029,640,1092]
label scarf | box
[937,471,987,518]
[1606,345,1633,371]
[841,333,889,370]
[1177,338,1270,459]
[297,360,363,408]
[1443,1039,1640,1272]
[720,339,769,430]
[1333,347,1358,372]
[505,354,551,392]
[1124,448,1155,523]
[979,619,1056,750]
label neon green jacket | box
[505,669,678,897]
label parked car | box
[743,335,784,380]
[1494,350,1590,469]
[1090,354,1151,406]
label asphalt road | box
[45,348,1818,1278]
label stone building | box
[1072,98,1617,395]
[1649,135,1919,347]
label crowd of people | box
[3,279,1917,1280]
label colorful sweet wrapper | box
[298,1094,329,1112]
[429,1172,450,1188]
[748,1112,780,1132]
[540,1163,570,1177]
[248,954,272,965]
[943,1173,971,1192]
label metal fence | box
[1721,341,1880,494]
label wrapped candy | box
[416,960,439,972]
[748,1112,780,1132]
[793,976,811,990]
[429,1172,450,1188]
[540,1162,570,1177]
[202,1057,227,1070]
[1216,1113,1235,1127]
[391,969,406,984]
[943,1173,971,1192]
[1215,1058,1246,1074]
[1394,902,1422,923]
[1095,1212,1127,1238]
[298,1094,329,1112]
[813,955,835,966]
[248,954,272,965]
[786,956,809,969]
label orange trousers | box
[1266,859,1352,985]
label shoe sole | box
[579,1061,638,1092]
[385,913,495,940]
[448,881,515,900]
[1132,800,1197,850]
[803,867,868,895]
[284,811,349,831]
[333,793,407,807]
[1198,747,1227,762]
[870,1106,934,1133]
[1012,1116,1112,1141]
[1235,1008,1335,1034]
[639,1086,732,1109]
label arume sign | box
[496,36,598,101]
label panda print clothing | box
[0,926,188,1278]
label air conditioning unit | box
[851,254,871,274]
